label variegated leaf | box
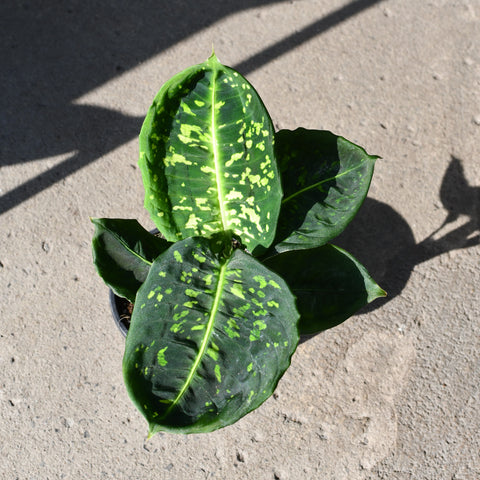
[139,53,282,255]
[123,236,299,435]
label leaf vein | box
[281,162,367,205]
[163,259,227,418]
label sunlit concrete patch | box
[328,330,416,477]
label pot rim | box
[109,289,128,338]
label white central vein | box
[163,261,227,418]
[210,69,228,230]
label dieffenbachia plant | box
[91,53,385,436]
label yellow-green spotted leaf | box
[91,218,170,302]
[123,237,299,435]
[139,54,282,255]
[271,128,379,253]
[265,244,386,335]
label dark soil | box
[113,294,133,333]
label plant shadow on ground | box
[1,0,384,214]
[6,1,473,335]
[334,156,480,316]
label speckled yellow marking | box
[157,347,168,366]
[191,324,205,331]
[173,205,193,211]
[192,252,207,263]
[201,165,216,174]
[207,347,219,361]
[195,198,210,211]
[269,280,281,289]
[181,102,194,115]
[214,364,222,383]
[253,275,267,288]
[185,214,202,230]
[230,284,245,299]
[164,153,192,167]
[225,189,243,201]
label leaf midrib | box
[281,161,366,205]
[106,230,152,266]
[210,65,228,231]
[163,259,227,418]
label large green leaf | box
[123,236,299,435]
[91,218,170,302]
[139,53,282,255]
[264,244,386,335]
[271,128,378,253]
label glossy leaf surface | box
[123,237,299,435]
[91,218,170,302]
[264,244,386,334]
[139,54,282,255]
[272,128,378,253]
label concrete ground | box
[1,0,479,478]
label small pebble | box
[63,418,74,428]
[473,115,480,126]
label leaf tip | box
[208,48,220,64]
[369,285,387,302]
[147,423,158,440]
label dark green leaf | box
[264,244,386,335]
[138,53,282,255]
[123,236,299,435]
[272,128,378,253]
[91,218,170,302]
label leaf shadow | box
[1,0,384,215]
[334,155,480,313]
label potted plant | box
[91,52,385,437]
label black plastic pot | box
[110,227,161,338]
[110,289,129,338]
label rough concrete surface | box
[1,0,479,479]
